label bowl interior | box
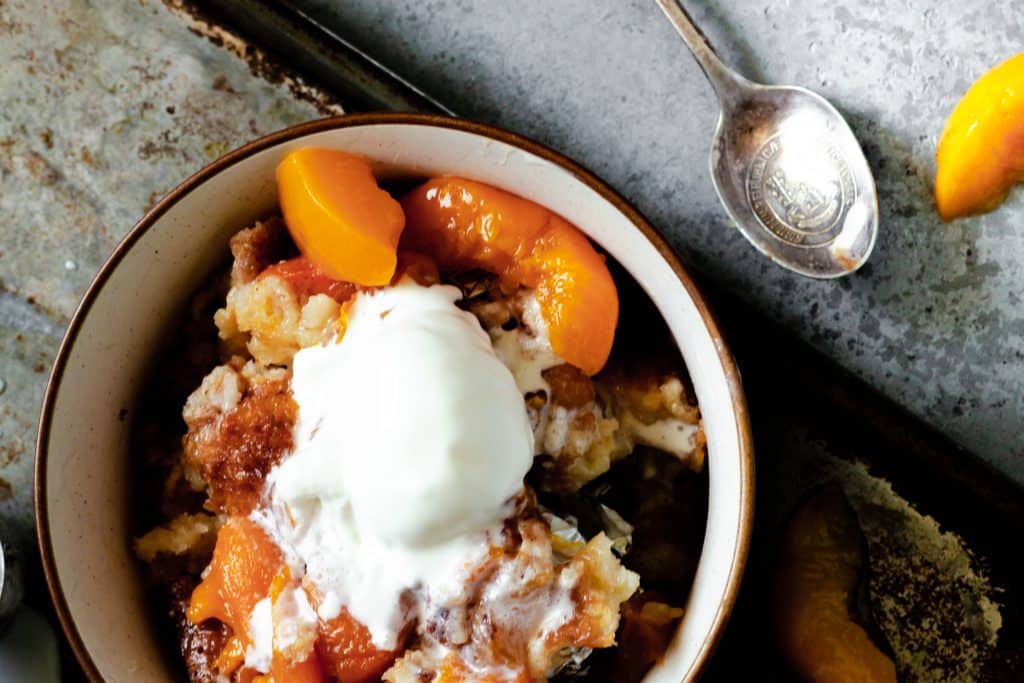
[38,118,750,681]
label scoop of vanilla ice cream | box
[263,282,535,647]
[286,281,533,545]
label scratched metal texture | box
[295,0,1024,485]
[0,0,338,544]
[2,1,1021,678]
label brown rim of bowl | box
[35,112,754,683]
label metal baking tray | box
[53,1,1020,679]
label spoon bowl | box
[657,0,878,278]
[711,83,878,277]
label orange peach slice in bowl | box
[274,153,620,375]
[400,178,618,376]
[277,148,406,286]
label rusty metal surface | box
[170,0,454,114]
[0,0,339,545]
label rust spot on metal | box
[835,253,859,272]
[24,151,59,184]
[162,0,343,116]
[211,74,236,93]
[137,129,182,161]
[40,128,53,149]
[0,440,23,468]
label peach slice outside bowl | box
[35,114,754,682]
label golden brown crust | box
[168,576,230,683]
[183,369,296,515]
[543,533,640,652]
[599,367,701,426]
[542,363,595,409]
[384,510,638,682]
[228,218,292,286]
[607,594,684,683]
[215,274,342,367]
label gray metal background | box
[1,1,1019,677]
[2,0,1022,537]
[0,0,330,540]
[296,0,1024,484]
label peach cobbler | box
[134,149,707,682]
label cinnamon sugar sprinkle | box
[810,456,1003,681]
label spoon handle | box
[655,0,748,106]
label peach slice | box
[773,486,897,683]
[935,52,1024,220]
[401,178,618,375]
[277,148,405,285]
[271,647,326,683]
[315,607,399,683]
[191,520,329,682]
[189,517,283,634]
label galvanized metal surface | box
[1,0,1021,678]
[4,0,1018,538]
[0,0,334,544]
[297,0,1024,485]
[655,0,879,279]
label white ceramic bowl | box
[36,114,753,681]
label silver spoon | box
[656,0,878,278]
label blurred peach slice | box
[935,52,1024,220]
[773,486,896,683]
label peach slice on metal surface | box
[277,148,405,285]
[935,52,1024,220]
[773,486,897,683]
[400,177,619,375]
